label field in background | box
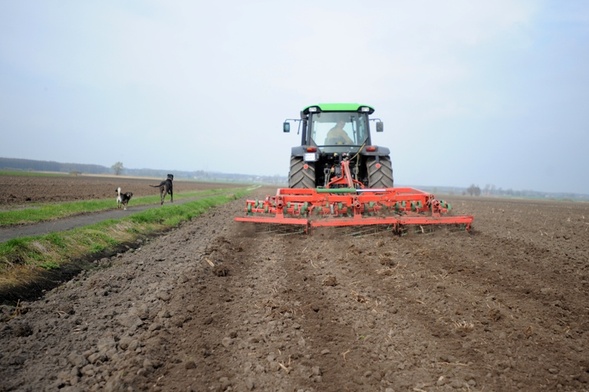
[0,172,246,206]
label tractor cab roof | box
[302,103,375,115]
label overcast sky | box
[1,1,588,194]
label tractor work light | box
[359,106,371,112]
[307,106,319,113]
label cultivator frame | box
[235,161,474,234]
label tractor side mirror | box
[376,121,383,132]
[283,122,290,133]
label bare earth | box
[0,174,226,206]
[0,175,588,391]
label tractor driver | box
[325,120,353,145]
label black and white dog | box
[116,187,133,210]
[150,174,174,205]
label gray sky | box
[1,1,588,194]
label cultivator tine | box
[349,225,393,237]
[253,223,306,235]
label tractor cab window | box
[309,112,369,146]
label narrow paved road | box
[0,198,200,243]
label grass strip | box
[0,188,241,226]
[0,188,250,291]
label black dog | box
[150,174,174,205]
[116,187,133,210]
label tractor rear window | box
[309,112,369,146]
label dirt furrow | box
[0,201,237,391]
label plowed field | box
[0,175,588,391]
[0,174,225,205]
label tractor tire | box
[288,156,316,188]
[367,156,394,188]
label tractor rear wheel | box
[288,156,316,188]
[367,156,394,188]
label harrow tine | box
[252,223,306,235]
[349,225,392,237]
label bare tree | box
[467,184,481,196]
[112,162,124,176]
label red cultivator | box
[235,162,474,234]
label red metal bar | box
[235,186,473,233]
[235,156,473,232]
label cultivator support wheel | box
[235,186,474,234]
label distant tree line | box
[0,157,108,175]
[2,157,585,199]
[0,157,287,186]
[463,183,587,200]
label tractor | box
[284,103,394,190]
[235,103,473,234]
